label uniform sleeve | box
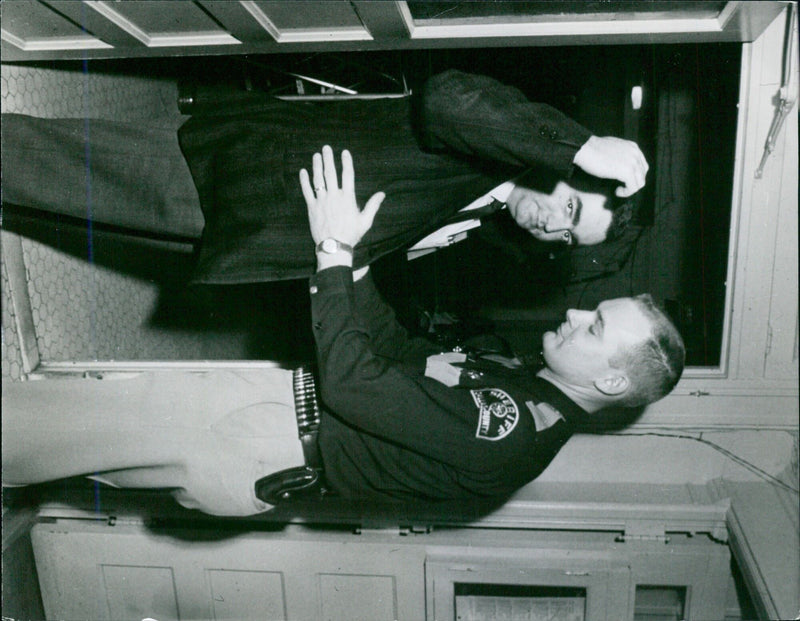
[420,70,593,177]
[352,270,440,363]
[310,267,504,469]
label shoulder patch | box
[471,388,519,441]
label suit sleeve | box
[420,70,593,177]
[309,267,497,469]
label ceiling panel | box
[95,0,226,34]
[238,1,371,43]
[81,1,240,47]
[253,1,364,30]
[0,1,788,61]
[0,0,112,52]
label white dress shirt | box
[407,180,517,260]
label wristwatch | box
[316,238,353,255]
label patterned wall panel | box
[2,61,250,370]
[1,258,26,381]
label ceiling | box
[0,1,786,62]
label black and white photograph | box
[1,2,797,620]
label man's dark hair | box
[568,170,637,243]
[608,294,685,407]
[604,196,635,242]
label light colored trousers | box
[2,369,305,516]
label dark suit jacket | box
[178,70,592,284]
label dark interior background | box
[6,43,740,366]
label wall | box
[2,6,797,620]
[1,0,797,530]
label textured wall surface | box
[1,62,251,375]
[1,256,25,381]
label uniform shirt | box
[309,266,588,503]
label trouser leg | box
[1,368,305,516]
[1,113,204,238]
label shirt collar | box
[530,376,591,427]
[486,179,517,204]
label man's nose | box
[566,309,593,326]
[566,309,579,326]
[543,209,570,232]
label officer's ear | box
[593,373,629,396]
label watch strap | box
[316,238,354,255]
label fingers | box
[616,186,633,198]
[306,146,360,199]
[616,174,638,198]
[299,168,315,205]
[574,136,649,197]
[299,147,384,250]
[341,149,354,195]
[312,152,325,195]
[624,143,648,196]
[362,191,385,228]
[619,169,646,197]
[322,145,339,191]
[613,144,647,197]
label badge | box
[471,388,519,441]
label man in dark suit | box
[2,70,647,284]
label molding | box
[31,482,731,540]
[0,29,112,51]
[238,1,281,41]
[1,231,40,374]
[239,1,371,44]
[84,1,239,48]
[398,0,781,41]
[712,479,800,620]
[635,392,798,429]
[33,360,286,374]
[1,506,38,554]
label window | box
[455,583,586,621]
[634,585,687,621]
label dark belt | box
[255,367,330,505]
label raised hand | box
[299,145,384,249]
[573,135,649,198]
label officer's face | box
[542,297,651,387]
[506,170,613,246]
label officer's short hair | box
[609,294,685,407]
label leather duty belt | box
[254,366,328,505]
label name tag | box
[425,352,467,387]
